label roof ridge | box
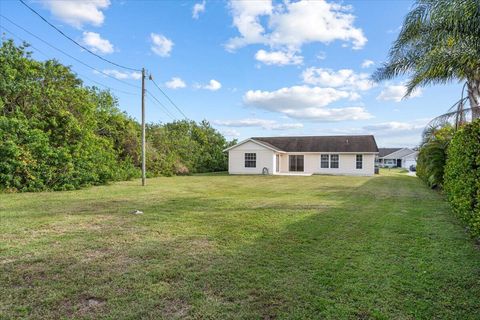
[252,134,374,139]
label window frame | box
[244,153,257,168]
[330,154,339,169]
[289,155,304,172]
[320,154,329,168]
[356,154,363,169]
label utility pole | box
[141,68,146,186]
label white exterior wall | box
[401,152,418,169]
[278,153,375,176]
[228,141,275,174]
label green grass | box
[1,171,480,319]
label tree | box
[416,125,454,188]
[0,39,139,191]
[0,38,235,191]
[372,0,480,118]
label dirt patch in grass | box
[2,175,480,319]
[162,298,191,318]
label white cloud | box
[226,0,367,62]
[243,85,372,121]
[221,128,241,137]
[41,0,110,28]
[364,120,429,147]
[99,69,141,80]
[213,118,303,130]
[197,79,222,91]
[361,59,374,68]
[82,32,114,54]
[192,1,206,19]
[325,119,429,147]
[150,33,173,57]
[226,1,273,51]
[282,107,372,121]
[316,51,327,60]
[165,77,186,89]
[255,49,303,66]
[302,68,375,91]
[377,84,422,102]
[363,121,427,133]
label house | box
[224,135,379,176]
[377,148,418,169]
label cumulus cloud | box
[40,0,110,28]
[82,32,114,54]
[363,121,426,133]
[361,59,374,68]
[255,49,303,66]
[99,69,141,80]
[150,33,173,57]
[302,67,375,91]
[213,118,303,130]
[316,51,327,60]
[165,77,186,89]
[364,120,429,147]
[196,79,222,91]
[325,119,429,147]
[243,86,372,121]
[226,0,366,63]
[192,1,206,19]
[377,84,422,102]
[221,128,241,137]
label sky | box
[0,0,465,147]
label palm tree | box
[372,0,480,119]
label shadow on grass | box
[180,176,480,319]
[2,175,480,319]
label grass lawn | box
[1,170,480,319]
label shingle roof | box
[251,135,378,153]
[378,148,402,157]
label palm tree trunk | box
[467,79,480,120]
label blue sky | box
[0,0,464,147]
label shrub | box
[416,126,453,188]
[444,119,480,238]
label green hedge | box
[416,126,453,188]
[444,119,480,238]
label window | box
[356,154,363,169]
[330,154,339,168]
[289,155,304,172]
[321,154,329,168]
[245,153,256,168]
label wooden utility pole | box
[141,68,146,186]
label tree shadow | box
[2,175,480,319]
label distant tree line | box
[0,39,235,192]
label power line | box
[0,25,137,96]
[150,78,189,119]
[0,14,140,90]
[1,24,180,119]
[146,91,178,120]
[18,0,140,72]
[146,96,175,121]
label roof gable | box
[379,148,416,159]
[223,138,283,152]
[378,148,402,157]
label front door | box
[276,154,280,172]
[396,159,402,167]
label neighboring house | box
[377,148,418,169]
[224,135,379,176]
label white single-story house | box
[377,148,418,169]
[224,135,379,176]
